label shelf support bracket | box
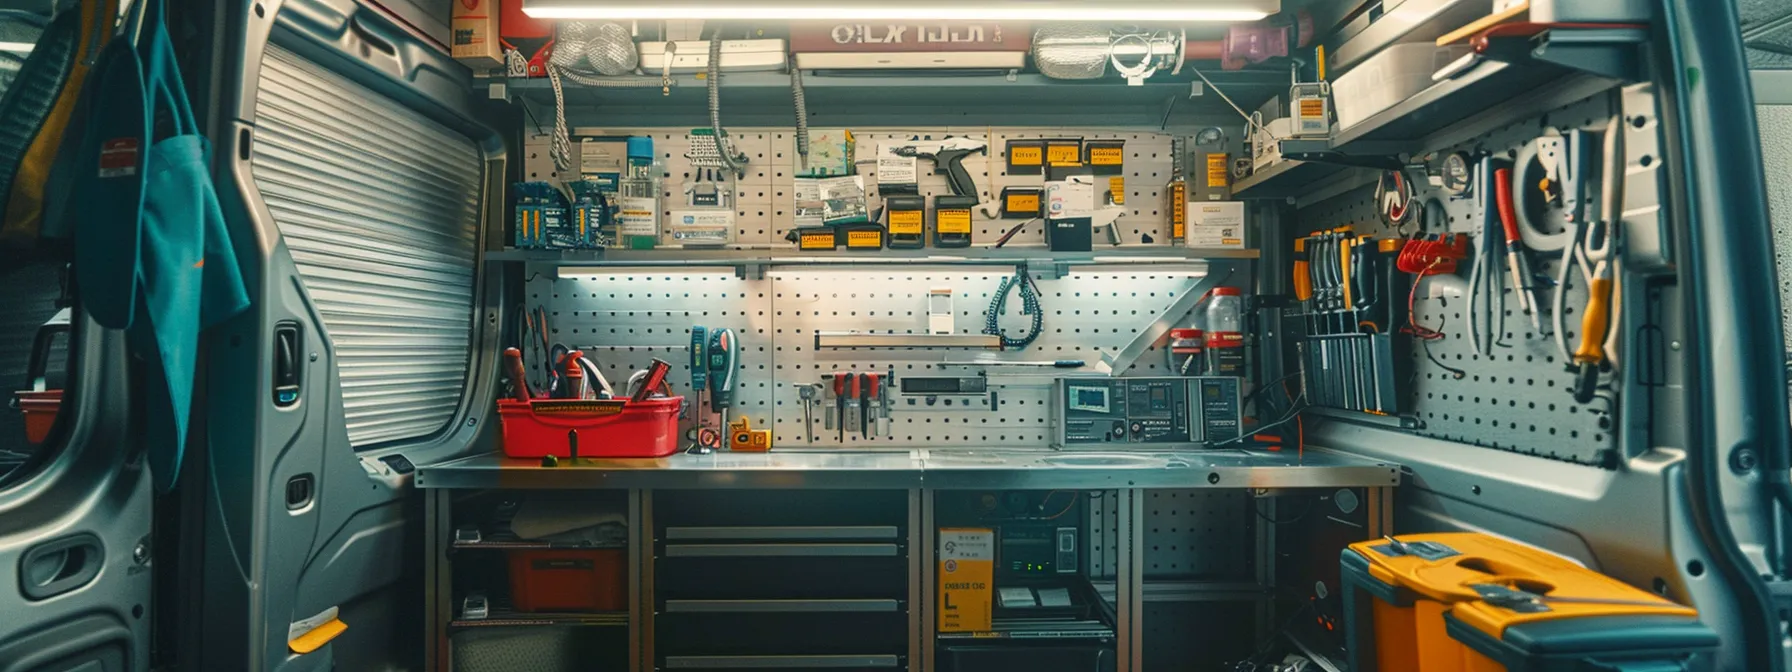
[1099,262,1233,375]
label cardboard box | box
[451,0,502,67]
[1187,201,1247,249]
[938,528,994,633]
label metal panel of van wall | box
[251,42,483,448]
[200,0,504,668]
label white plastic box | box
[1330,43,1471,131]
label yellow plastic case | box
[1342,533,1715,672]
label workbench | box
[420,448,1398,672]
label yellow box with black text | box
[938,528,994,633]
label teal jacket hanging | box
[69,0,248,493]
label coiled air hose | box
[792,67,810,174]
[709,34,746,178]
[984,271,1043,350]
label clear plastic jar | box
[1204,287,1243,335]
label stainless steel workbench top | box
[414,448,1401,490]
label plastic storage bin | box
[497,397,683,459]
[508,548,627,612]
[1331,44,1471,130]
[1343,533,1711,672]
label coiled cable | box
[791,67,810,174]
[984,271,1043,350]
[709,34,746,178]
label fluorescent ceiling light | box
[0,42,34,54]
[523,1,1272,21]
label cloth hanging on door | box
[69,0,248,493]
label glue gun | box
[892,137,986,201]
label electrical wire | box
[984,271,1043,350]
[1040,491,1079,520]
[708,33,746,179]
[1251,494,1316,525]
[1215,387,1307,448]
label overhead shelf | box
[494,70,1292,127]
[1234,59,1570,199]
[488,246,1258,277]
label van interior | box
[1,0,1791,670]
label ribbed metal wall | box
[251,44,482,448]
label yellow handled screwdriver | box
[1571,117,1624,403]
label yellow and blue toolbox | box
[1342,533,1717,672]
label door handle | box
[273,322,302,407]
[20,534,103,600]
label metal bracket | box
[1098,264,1229,374]
[1479,27,1649,82]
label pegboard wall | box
[525,126,1181,248]
[1292,83,1666,465]
[1140,490,1254,581]
[521,268,1214,449]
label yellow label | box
[1108,177,1126,205]
[1206,154,1230,188]
[1299,98,1326,119]
[1009,146,1043,166]
[846,229,883,248]
[1005,193,1040,215]
[1170,181,1187,238]
[889,209,924,235]
[799,231,836,250]
[1046,144,1082,165]
[1088,146,1124,166]
[528,400,627,417]
[938,528,994,633]
[937,209,972,234]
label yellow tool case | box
[1342,533,1717,672]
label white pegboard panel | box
[526,269,1207,449]
[530,127,1181,248]
[1292,87,1646,465]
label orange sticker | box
[889,209,924,235]
[937,209,972,234]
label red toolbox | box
[508,549,627,612]
[497,397,683,459]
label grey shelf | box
[496,70,1292,127]
[487,246,1258,272]
[1235,59,1570,198]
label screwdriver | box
[502,347,533,402]
[860,373,877,439]
[690,325,709,414]
[706,328,739,435]
[833,373,849,443]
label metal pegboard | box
[528,127,1181,248]
[1141,490,1253,580]
[1292,85,1650,465]
[1088,490,1120,580]
[528,269,1207,449]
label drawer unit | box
[653,490,914,671]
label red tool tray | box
[497,397,683,459]
[508,548,626,612]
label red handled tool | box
[833,373,849,443]
[503,347,533,402]
[1495,166,1542,330]
[631,358,672,402]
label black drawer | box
[655,490,907,528]
[661,654,903,670]
[657,555,906,600]
[657,609,907,655]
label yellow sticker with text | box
[1088,146,1124,166]
[888,209,924,235]
[937,209,972,234]
[846,229,883,248]
[1009,146,1043,166]
[1046,144,1082,166]
[1108,177,1126,205]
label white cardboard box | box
[1187,201,1246,249]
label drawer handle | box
[664,599,900,613]
[664,654,900,669]
[665,526,899,541]
[665,543,898,558]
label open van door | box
[0,0,154,667]
[181,0,505,667]
[0,263,152,671]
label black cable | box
[984,271,1043,349]
[1252,494,1316,525]
[1214,390,1307,448]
